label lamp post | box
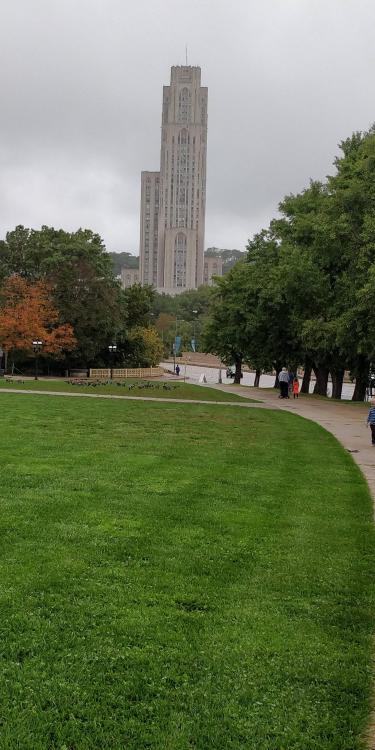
[173,316,178,373]
[108,344,117,380]
[173,317,186,372]
[192,309,198,349]
[32,340,43,380]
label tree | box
[0,275,76,365]
[202,127,375,400]
[0,226,124,367]
[123,284,155,328]
[272,128,375,399]
[107,251,139,275]
[123,326,164,367]
[0,226,114,281]
[52,257,125,366]
[203,263,253,383]
[204,247,246,273]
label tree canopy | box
[0,275,76,356]
[0,227,163,372]
[204,126,375,400]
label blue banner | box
[174,335,182,355]
[191,338,196,352]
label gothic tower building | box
[140,66,208,294]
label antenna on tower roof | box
[185,45,188,65]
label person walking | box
[175,364,180,376]
[278,367,289,399]
[288,370,294,396]
[292,377,300,399]
[366,399,375,444]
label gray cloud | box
[0,0,374,254]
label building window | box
[174,232,187,288]
[178,87,191,123]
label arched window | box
[178,128,188,146]
[174,232,187,287]
[178,87,191,123]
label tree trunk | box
[352,357,369,401]
[254,369,261,388]
[234,358,242,384]
[313,366,329,396]
[300,364,312,394]
[274,362,282,389]
[331,369,344,400]
[3,350,8,375]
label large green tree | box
[203,263,255,383]
[0,226,124,367]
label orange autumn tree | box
[0,275,76,358]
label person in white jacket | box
[278,367,289,399]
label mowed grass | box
[0,377,250,402]
[0,395,374,750]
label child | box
[366,399,375,445]
[292,377,299,399]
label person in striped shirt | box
[366,400,375,444]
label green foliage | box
[151,285,211,319]
[203,263,252,373]
[123,325,164,367]
[0,225,113,281]
[204,126,375,399]
[123,283,155,328]
[0,226,123,367]
[204,247,246,273]
[107,251,139,275]
[0,229,159,370]
[150,286,212,353]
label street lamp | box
[173,317,186,373]
[32,340,43,380]
[191,309,198,352]
[218,364,223,384]
[108,344,117,380]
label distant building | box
[139,172,160,288]
[121,266,140,289]
[140,65,208,295]
[205,247,245,275]
[203,255,223,285]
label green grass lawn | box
[0,377,250,402]
[0,394,374,749]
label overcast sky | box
[0,0,374,255]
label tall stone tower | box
[140,66,208,294]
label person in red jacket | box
[292,377,300,399]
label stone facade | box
[120,266,140,288]
[139,171,160,287]
[140,65,208,295]
[203,256,223,286]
